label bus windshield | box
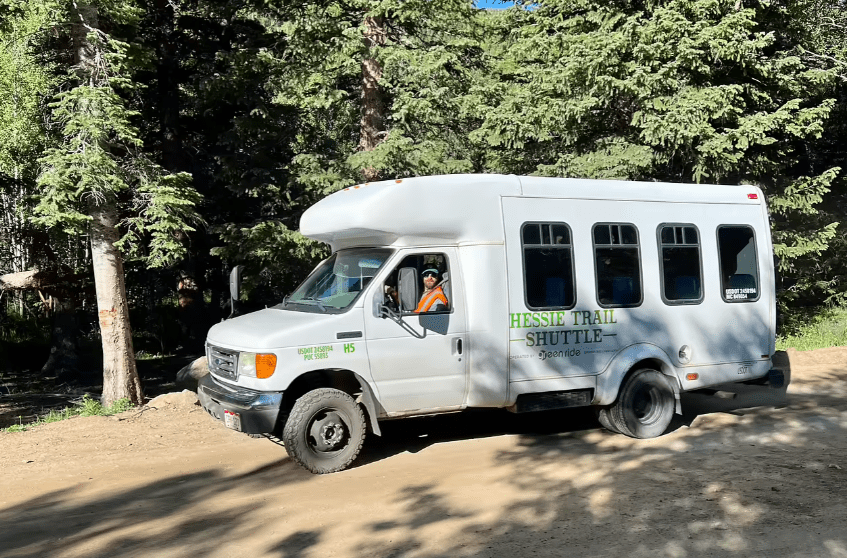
[283,248,392,313]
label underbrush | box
[3,395,134,432]
[776,307,847,351]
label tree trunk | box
[358,15,387,181]
[154,0,183,172]
[72,4,144,405]
[89,196,143,405]
[41,295,80,383]
[151,2,208,352]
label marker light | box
[747,193,758,199]
[256,354,277,379]
[686,373,699,381]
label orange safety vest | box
[415,285,448,313]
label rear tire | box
[610,369,675,439]
[596,406,619,434]
[282,388,366,474]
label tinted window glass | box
[522,222,575,309]
[594,225,611,245]
[523,224,541,245]
[659,225,702,303]
[551,225,570,244]
[594,223,642,307]
[718,226,759,302]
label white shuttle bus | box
[198,174,784,473]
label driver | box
[415,268,449,313]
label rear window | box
[718,226,759,302]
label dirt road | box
[2,348,847,558]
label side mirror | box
[229,265,245,318]
[397,267,419,313]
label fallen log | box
[0,269,50,291]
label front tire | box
[609,369,675,439]
[283,388,366,474]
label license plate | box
[224,410,242,431]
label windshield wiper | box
[300,297,327,312]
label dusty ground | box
[1,348,847,558]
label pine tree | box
[31,1,202,405]
[210,0,487,300]
[475,0,840,303]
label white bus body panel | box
[206,173,776,423]
[205,306,376,395]
[501,193,773,404]
[362,246,468,414]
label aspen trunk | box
[359,15,386,181]
[89,197,143,405]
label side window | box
[658,224,703,304]
[718,226,759,302]
[382,253,451,314]
[593,223,642,307]
[521,222,576,309]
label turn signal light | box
[686,373,699,381]
[256,354,277,379]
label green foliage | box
[0,0,61,183]
[5,0,847,349]
[0,394,135,432]
[41,406,76,423]
[73,393,134,416]
[4,420,27,433]
[274,0,485,188]
[28,3,203,267]
[473,0,840,311]
[777,306,847,351]
[212,221,328,299]
[34,85,140,233]
[118,171,204,268]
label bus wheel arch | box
[595,353,682,437]
[278,369,382,438]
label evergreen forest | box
[2,0,847,402]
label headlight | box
[238,352,277,379]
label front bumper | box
[197,374,283,434]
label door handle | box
[453,337,463,355]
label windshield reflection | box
[284,248,392,313]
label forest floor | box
[1,348,847,557]
[0,354,197,429]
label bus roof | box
[299,174,764,251]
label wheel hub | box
[308,410,349,453]
[320,421,344,447]
[634,386,661,424]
